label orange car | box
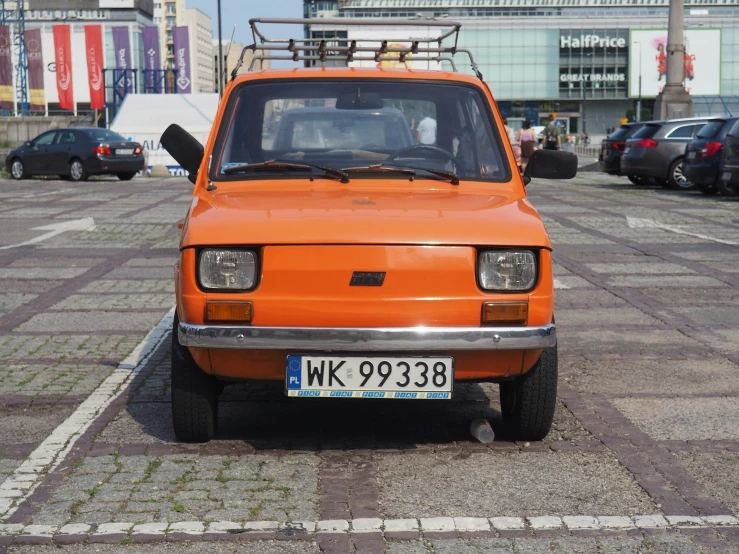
[162,19,576,443]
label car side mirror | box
[160,124,204,185]
[25,141,31,147]
[522,149,578,185]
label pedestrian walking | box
[543,115,561,150]
[517,120,537,172]
[416,109,437,145]
[503,117,521,169]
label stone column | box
[653,0,693,119]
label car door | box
[50,130,78,174]
[24,131,57,174]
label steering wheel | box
[385,145,462,169]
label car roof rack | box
[232,18,482,80]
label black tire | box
[627,175,643,185]
[668,158,696,191]
[68,158,88,182]
[117,172,136,181]
[171,313,218,442]
[500,344,558,441]
[698,182,719,195]
[10,158,27,180]
[718,180,737,197]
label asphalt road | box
[0,174,738,553]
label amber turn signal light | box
[482,301,528,325]
[205,301,252,323]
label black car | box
[5,128,145,182]
[718,118,739,197]
[683,117,738,195]
[621,118,713,190]
[599,122,645,182]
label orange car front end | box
[165,67,574,443]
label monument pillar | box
[653,0,693,119]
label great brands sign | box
[560,73,626,83]
[560,34,626,49]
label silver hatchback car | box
[620,118,714,190]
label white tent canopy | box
[110,93,220,175]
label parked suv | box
[598,122,645,182]
[621,118,712,190]
[160,18,577,443]
[718,118,739,196]
[683,117,738,195]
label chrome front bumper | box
[178,322,556,351]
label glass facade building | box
[305,0,739,135]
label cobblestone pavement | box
[0,175,738,553]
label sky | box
[186,0,304,55]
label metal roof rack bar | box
[231,18,481,80]
[248,55,458,72]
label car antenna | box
[221,25,236,91]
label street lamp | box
[634,40,642,121]
[217,0,223,97]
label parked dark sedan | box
[5,128,145,182]
[621,118,713,190]
[683,117,738,195]
[599,122,645,182]
[718,118,739,197]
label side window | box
[56,131,77,145]
[729,119,739,136]
[34,132,56,146]
[666,124,697,139]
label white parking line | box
[0,308,175,521]
[0,514,737,540]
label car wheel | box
[10,158,27,180]
[668,158,696,191]
[627,175,643,185]
[718,180,738,197]
[698,182,719,195]
[171,313,218,442]
[499,344,557,441]
[117,172,136,181]
[68,159,88,182]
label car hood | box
[180,179,551,249]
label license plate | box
[721,171,731,181]
[285,355,454,399]
[116,148,134,156]
[623,147,630,154]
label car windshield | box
[608,126,633,141]
[630,124,660,140]
[695,120,726,139]
[214,80,509,182]
[83,129,127,142]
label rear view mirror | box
[336,91,383,110]
[161,124,204,185]
[522,149,578,185]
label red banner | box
[84,25,104,110]
[52,25,73,110]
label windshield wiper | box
[222,159,349,183]
[342,164,416,177]
[385,164,459,186]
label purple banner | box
[172,26,192,94]
[25,29,45,113]
[0,26,13,111]
[112,26,131,95]
[142,26,160,93]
